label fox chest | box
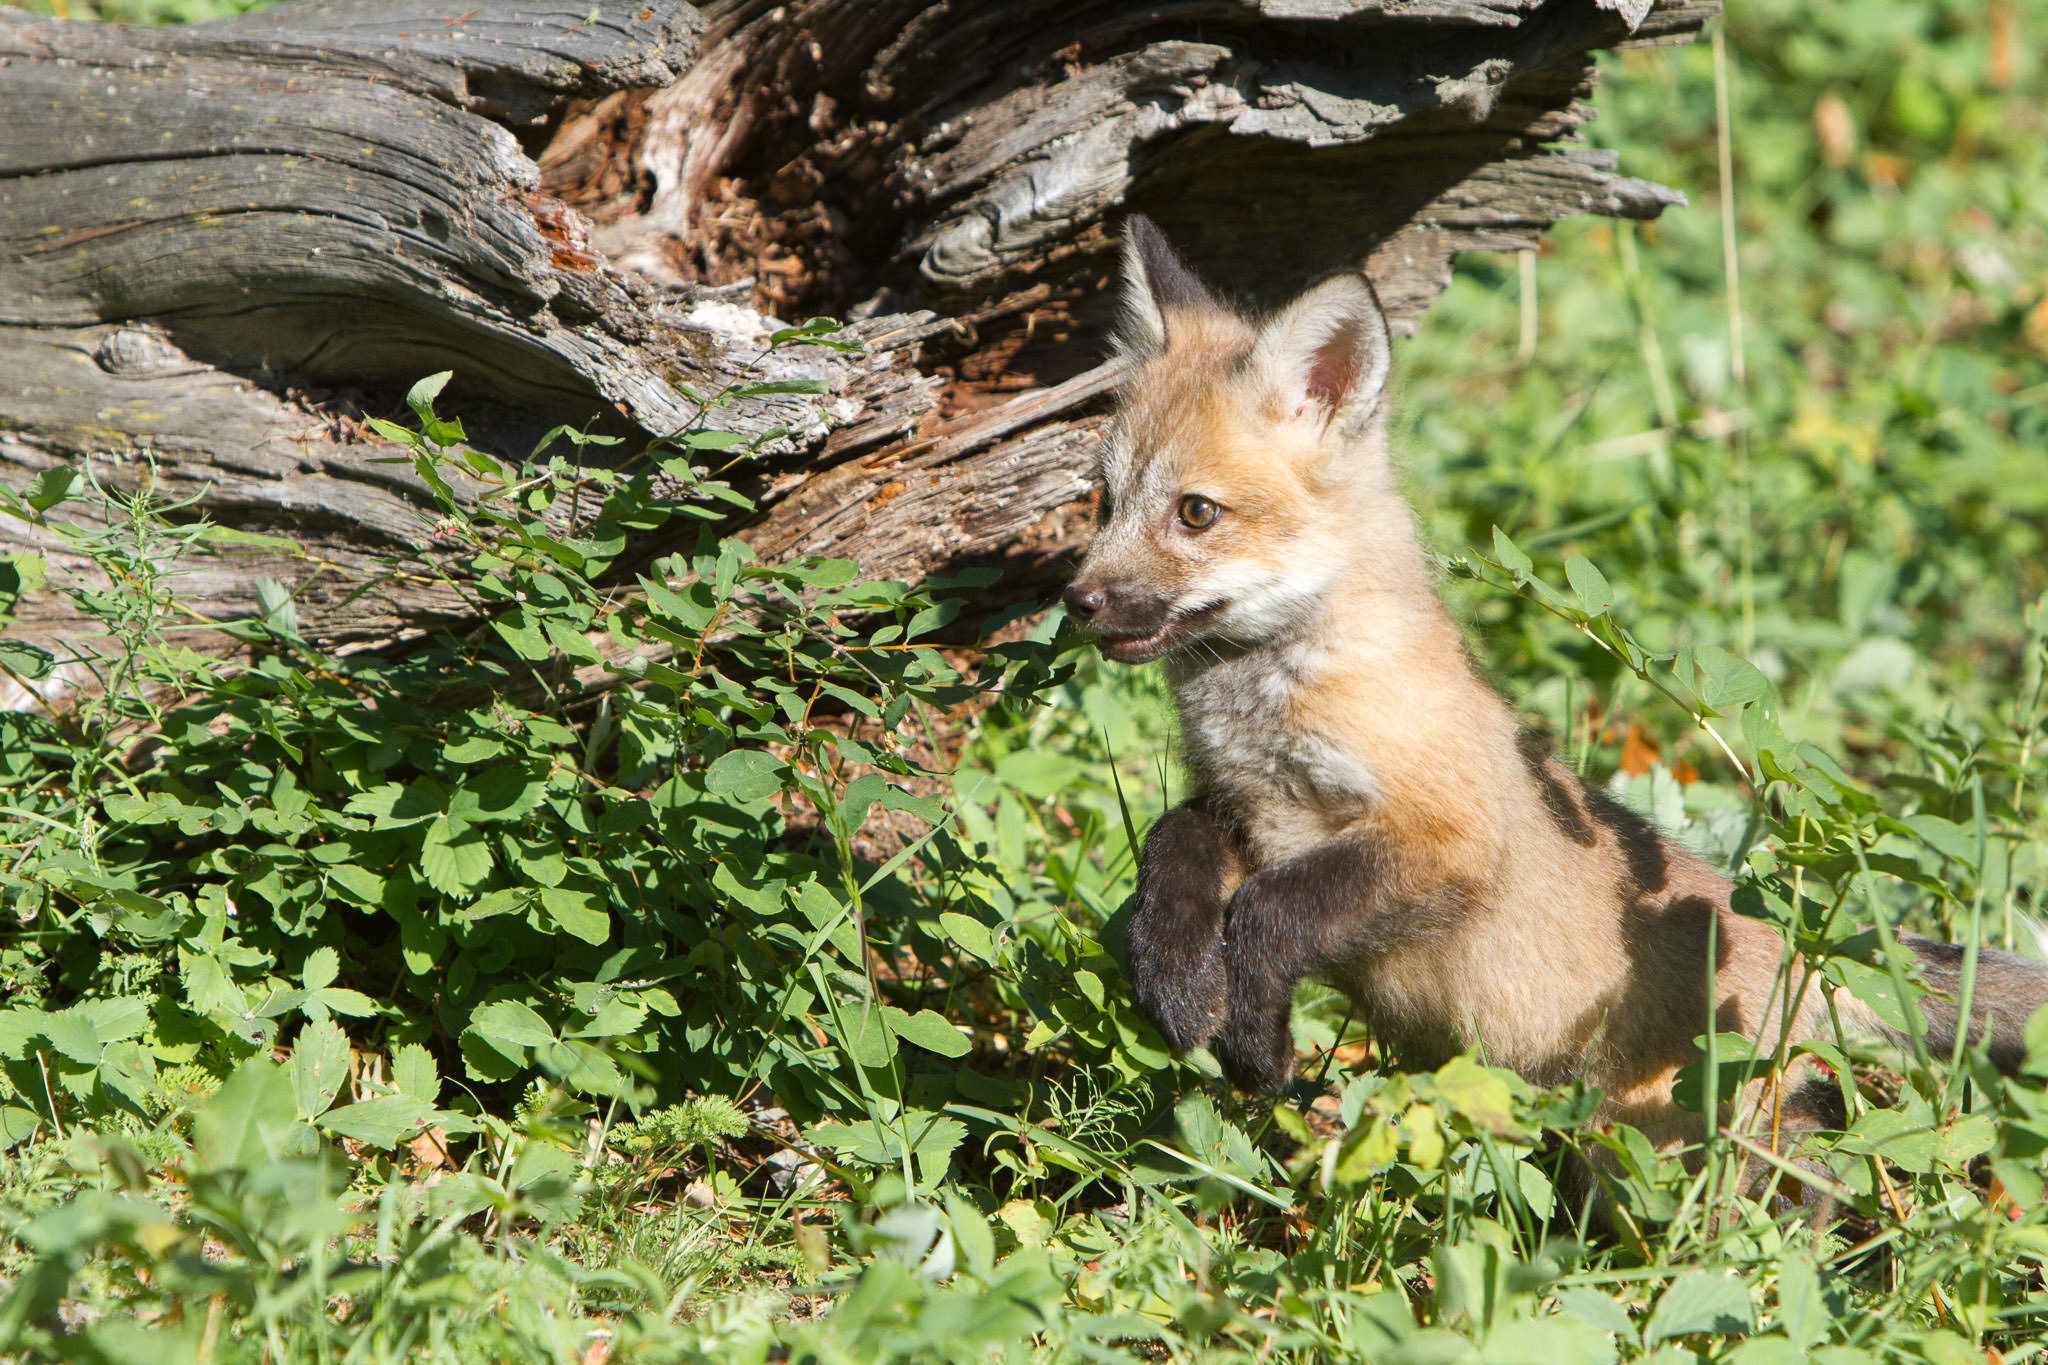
[1173,668,1377,863]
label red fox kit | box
[1066,217,2047,1150]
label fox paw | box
[1213,1010,1297,1094]
[1129,930,1228,1053]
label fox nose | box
[1064,581,1109,619]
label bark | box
[0,0,1716,707]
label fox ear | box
[1116,215,1221,358]
[1251,274,1392,435]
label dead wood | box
[0,0,1716,707]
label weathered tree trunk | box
[0,0,1715,706]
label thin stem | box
[1616,224,1679,431]
[1713,25,1746,391]
[1516,248,1539,365]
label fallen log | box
[0,0,1716,706]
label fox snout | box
[1062,577,1180,662]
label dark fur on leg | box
[1214,837,1388,1093]
[1748,1077,1850,1226]
[1125,799,1235,1052]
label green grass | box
[4,2,2048,1361]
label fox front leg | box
[1125,798,1238,1052]
[1213,837,1385,1093]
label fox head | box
[1064,217,1399,663]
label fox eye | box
[1178,494,1220,530]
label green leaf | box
[541,1039,626,1097]
[907,1114,968,1190]
[2022,1004,2048,1077]
[640,576,714,630]
[942,1185,995,1281]
[392,1043,441,1103]
[1824,956,1920,1037]
[317,988,380,1018]
[0,640,54,681]
[366,416,418,445]
[0,550,47,600]
[681,429,748,449]
[1835,1107,1994,1173]
[542,615,605,664]
[303,946,340,992]
[831,1000,898,1069]
[205,525,301,552]
[706,749,786,802]
[82,997,149,1049]
[712,863,784,918]
[470,1001,555,1050]
[993,749,1082,799]
[420,816,494,895]
[884,1008,970,1058]
[325,863,386,907]
[539,885,612,945]
[0,1008,45,1060]
[837,771,940,829]
[23,465,80,513]
[769,317,853,345]
[995,1197,1053,1250]
[1429,1055,1517,1135]
[563,991,648,1039]
[441,734,504,763]
[344,782,437,826]
[796,557,861,589]
[1645,1270,1755,1345]
[492,606,552,660]
[405,371,453,417]
[291,1018,350,1120]
[193,1059,306,1172]
[791,879,862,961]
[938,912,997,964]
[41,1008,102,1065]
[1671,1033,1767,1115]
[320,1094,436,1149]
[1697,645,1771,709]
[1564,554,1612,614]
[1554,1287,1636,1339]
[838,771,893,825]
[0,1105,42,1148]
[803,1112,964,1188]
[180,951,248,1019]
[460,1029,524,1082]
[1174,1093,1225,1160]
[730,379,831,396]
[459,764,546,824]
[1742,705,1793,775]
[1900,813,1976,867]
[1480,1316,1618,1365]
[803,1118,891,1164]
[1774,1253,1826,1352]
[1491,526,1533,578]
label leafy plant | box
[0,331,1174,1356]
[5,1,2048,1360]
